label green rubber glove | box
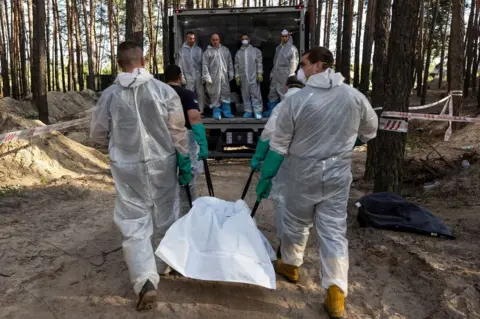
[354,137,365,148]
[177,152,192,186]
[250,138,270,171]
[236,77,241,86]
[256,150,285,201]
[191,123,209,160]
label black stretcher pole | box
[241,169,256,200]
[203,159,215,197]
[184,185,193,208]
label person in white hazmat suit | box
[250,76,304,248]
[202,33,235,119]
[234,33,264,119]
[90,41,192,311]
[256,47,378,319]
[178,31,206,113]
[264,30,299,118]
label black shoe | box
[136,280,157,311]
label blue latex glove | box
[256,150,285,201]
[250,138,270,171]
[191,123,209,160]
[177,152,192,186]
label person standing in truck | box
[90,41,192,311]
[234,33,264,119]
[178,31,206,114]
[264,30,299,118]
[202,33,235,120]
[165,64,209,218]
[256,47,378,319]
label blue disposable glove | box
[177,152,192,186]
[191,123,209,160]
[256,150,285,201]
[250,138,270,171]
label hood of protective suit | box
[306,68,344,89]
[115,68,154,88]
[285,87,302,98]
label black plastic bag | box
[356,192,455,239]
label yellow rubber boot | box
[324,285,345,319]
[274,259,299,283]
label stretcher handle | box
[184,185,193,208]
[241,169,256,200]
[203,159,215,197]
[250,200,260,218]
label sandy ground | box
[1,91,480,318]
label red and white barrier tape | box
[0,117,90,145]
[381,111,479,123]
[379,118,409,133]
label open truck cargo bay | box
[170,6,309,158]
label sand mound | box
[0,104,108,188]
[0,89,98,123]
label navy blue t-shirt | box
[170,84,200,129]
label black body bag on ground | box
[356,192,455,239]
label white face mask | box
[296,68,306,84]
[241,39,249,46]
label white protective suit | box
[90,68,188,295]
[270,69,378,295]
[260,86,302,242]
[178,42,206,112]
[202,45,234,107]
[268,36,299,103]
[234,44,263,114]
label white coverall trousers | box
[111,154,177,295]
[185,72,206,113]
[280,156,352,296]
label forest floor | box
[0,89,479,319]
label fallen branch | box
[45,240,121,267]
[418,137,453,168]
[0,272,14,277]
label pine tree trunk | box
[341,0,353,83]
[0,2,10,97]
[324,0,333,47]
[421,0,439,105]
[450,0,465,124]
[147,0,154,72]
[10,0,20,99]
[16,0,28,97]
[162,0,169,68]
[33,0,49,124]
[81,0,95,90]
[73,1,84,91]
[114,0,121,44]
[316,0,322,46]
[353,0,364,88]
[415,0,424,97]
[53,0,66,92]
[53,0,60,91]
[464,0,475,97]
[365,0,390,181]
[359,0,376,94]
[470,1,479,95]
[335,0,343,71]
[438,13,448,90]
[108,0,116,76]
[27,0,35,95]
[126,0,144,46]
[374,0,421,193]
[46,0,51,92]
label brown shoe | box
[136,280,157,311]
[274,259,299,283]
[324,285,344,319]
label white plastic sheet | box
[155,197,276,289]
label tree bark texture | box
[353,0,364,88]
[359,0,376,94]
[126,0,144,47]
[374,0,421,193]
[365,0,390,181]
[335,0,343,71]
[450,0,465,127]
[464,0,476,96]
[421,0,439,105]
[33,0,49,124]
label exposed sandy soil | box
[0,91,479,318]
